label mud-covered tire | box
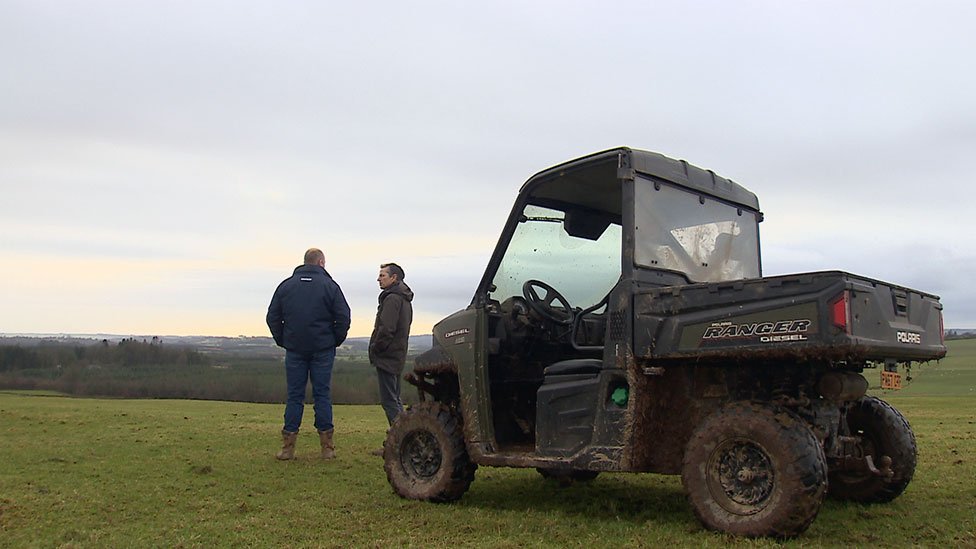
[384,402,476,502]
[536,468,600,485]
[681,402,827,538]
[829,396,916,503]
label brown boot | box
[275,430,298,460]
[318,429,336,460]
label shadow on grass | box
[458,471,692,526]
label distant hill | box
[0,333,434,358]
[339,335,433,353]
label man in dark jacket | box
[266,248,351,461]
[369,262,413,429]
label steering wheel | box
[522,280,574,325]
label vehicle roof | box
[522,147,761,212]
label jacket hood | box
[379,281,413,303]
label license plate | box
[881,370,902,390]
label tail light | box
[830,291,850,334]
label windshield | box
[490,204,621,309]
[634,176,760,282]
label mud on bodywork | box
[624,360,726,474]
[405,346,460,405]
[644,343,877,367]
[622,355,875,475]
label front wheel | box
[829,396,916,503]
[681,402,827,538]
[384,402,476,502]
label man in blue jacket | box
[267,248,351,460]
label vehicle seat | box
[543,358,603,377]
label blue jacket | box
[266,265,351,354]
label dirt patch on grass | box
[0,498,13,526]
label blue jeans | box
[283,348,335,433]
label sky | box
[1,0,974,338]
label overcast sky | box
[1,0,974,337]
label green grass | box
[876,338,976,397]
[1,341,974,547]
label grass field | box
[1,341,974,547]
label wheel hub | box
[712,440,774,511]
[736,468,756,484]
[401,430,442,479]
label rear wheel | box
[681,402,827,538]
[829,396,916,503]
[384,402,476,502]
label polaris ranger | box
[383,147,946,537]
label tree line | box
[0,339,412,405]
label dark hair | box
[381,262,405,281]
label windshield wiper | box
[519,215,563,224]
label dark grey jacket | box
[266,265,351,354]
[368,281,414,374]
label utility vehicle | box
[382,147,946,537]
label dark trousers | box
[376,368,404,426]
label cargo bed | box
[633,270,946,364]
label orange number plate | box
[881,370,902,390]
